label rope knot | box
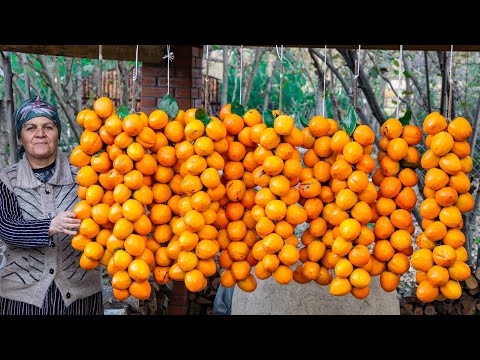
[163,52,175,62]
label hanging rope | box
[130,45,139,113]
[353,45,361,111]
[447,45,454,121]
[275,45,285,114]
[231,46,241,103]
[239,45,243,104]
[323,45,327,117]
[98,45,103,98]
[395,45,403,119]
[162,45,175,95]
[204,45,210,112]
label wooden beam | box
[255,45,480,52]
[0,45,175,63]
[1,45,478,64]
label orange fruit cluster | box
[72,97,158,301]
[249,114,306,286]
[216,108,263,292]
[413,112,473,302]
[299,116,379,299]
[373,119,422,293]
[71,97,474,305]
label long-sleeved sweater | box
[0,179,52,248]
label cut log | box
[435,301,451,315]
[447,302,463,315]
[400,308,414,315]
[461,293,477,315]
[403,303,414,312]
[468,288,479,296]
[424,304,436,315]
[475,268,480,281]
[476,303,480,312]
[465,275,479,290]
[404,295,420,304]
[436,293,447,301]
[414,307,424,315]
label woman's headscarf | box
[13,96,61,139]
[13,96,61,159]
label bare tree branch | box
[309,48,342,119]
[402,52,429,113]
[437,51,448,115]
[424,51,432,113]
[243,47,264,107]
[20,53,30,100]
[337,49,387,125]
[30,55,81,141]
[263,54,278,111]
[221,46,229,107]
[0,51,18,164]
[310,49,370,121]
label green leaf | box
[399,108,412,126]
[231,101,245,117]
[391,59,400,67]
[403,70,411,79]
[300,116,309,128]
[159,94,179,120]
[116,105,130,120]
[402,90,413,96]
[195,108,211,126]
[263,109,275,128]
[369,66,380,79]
[343,106,357,136]
[400,159,420,169]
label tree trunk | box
[424,51,432,113]
[221,46,229,108]
[75,59,83,110]
[31,55,81,142]
[337,49,386,125]
[1,51,18,165]
[308,49,326,115]
[263,55,278,111]
[21,53,30,100]
[231,49,240,104]
[243,48,264,108]
[0,100,9,167]
[438,51,447,115]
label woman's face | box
[19,117,59,160]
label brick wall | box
[141,45,203,115]
[167,281,189,315]
[141,45,204,315]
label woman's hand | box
[48,211,81,237]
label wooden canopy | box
[0,45,478,64]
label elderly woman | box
[0,97,103,315]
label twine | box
[447,45,454,121]
[275,45,285,114]
[98,45,103,98]
[130,45,139,113]
[353,45,361,111]
[239,45,243,104]
[395,45,403,119]
[323,45,327,117]
[162,45,175,95]
[204,45,210,112]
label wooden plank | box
[0,45,171,63]
[1,45,479,63]
[286,45,480,52]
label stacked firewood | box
[400,268,480,315]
